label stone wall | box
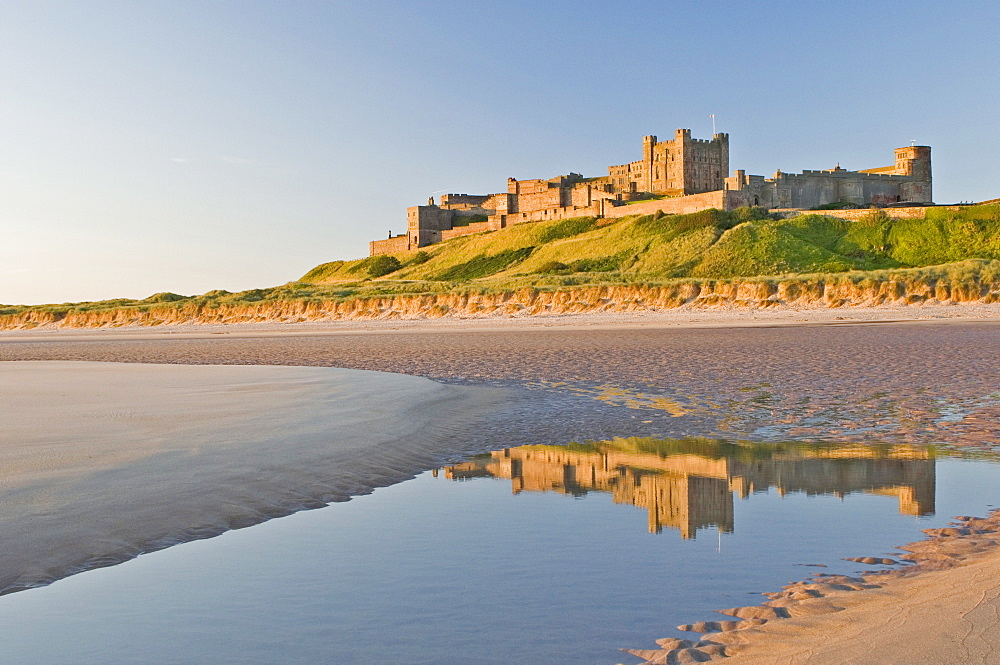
[514,187,566,213]
[440,219,500,241]
[369,235,410,256]
[773,205,946,221]
[570,183,617,207]
[494,203,600,226]
[483,192,511,214]
[439,193,490,208]
[602,190,729,218]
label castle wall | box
[770,205,942,221]
[726,167,932,209]
[440,219,500,241]
[452,207,494,218]
[483,192,511,214]
[369,235,410,256]
[515,187,567,213]
[602,190,730,218]
[439,193,491,209]
[493,203,601,226]
[407,205,454,232]
[403,205,454,249]
[569,183,618,207]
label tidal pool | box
[0,438,997,665]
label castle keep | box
[370,129,932,256]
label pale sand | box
[0,361,504,595]
[707,545,1000,664]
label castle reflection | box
[443,439,935,539]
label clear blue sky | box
[2,0,998,305]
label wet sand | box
[0,361,503,595]
[5,316,1000,447]
[5,314,1000,662]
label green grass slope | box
[300,203,1000,288]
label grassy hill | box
[301,204,1000,288]
[4,203,1000,327]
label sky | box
[2,0,998,305]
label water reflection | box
[445,439,935,539]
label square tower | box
[611,129,729,196]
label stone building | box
[370,129,933,256]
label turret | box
[642,134,657,161]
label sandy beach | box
[4,307,1000,662]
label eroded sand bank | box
[0,361,504,595]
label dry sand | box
[0,361,504,595]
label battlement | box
[793,169,916,180]
[440,193,490,205]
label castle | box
[369,128,933,256]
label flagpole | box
[710,114,716,135]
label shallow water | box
[0,438,998,665]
